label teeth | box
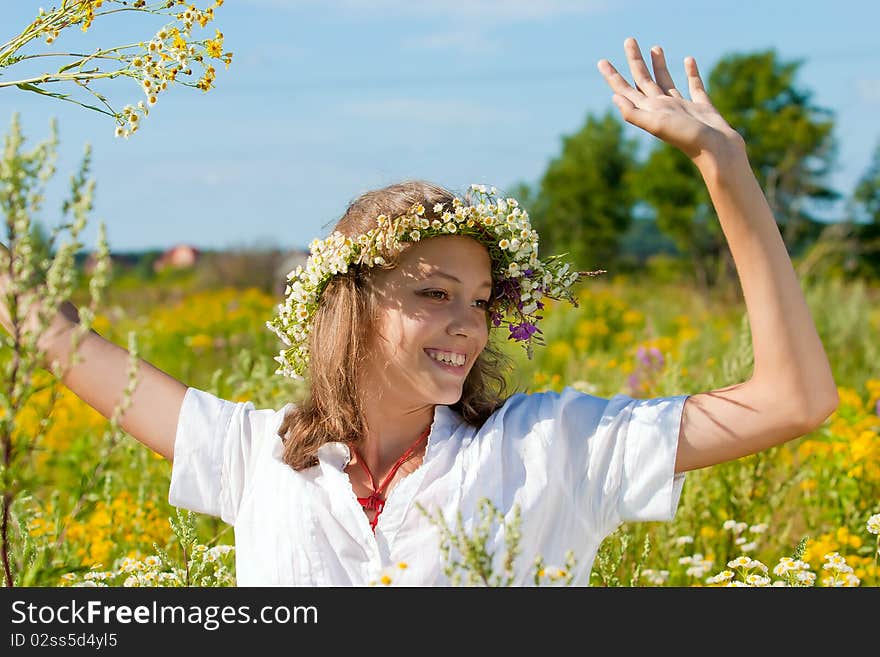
[427,350,465,366]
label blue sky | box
[3,0,879,253]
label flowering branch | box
[0,1,233,138]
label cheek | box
[372,311,425,358]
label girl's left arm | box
[599,38,839,473]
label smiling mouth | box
[424,350,467,375]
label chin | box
[437,392,462,405]
[436,383,466,405]
[421,377,460,401]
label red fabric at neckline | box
[352,424,431,532]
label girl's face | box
[362,235,493,406]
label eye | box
[423,290,490,311]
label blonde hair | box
[277,180,518,470]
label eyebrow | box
[428,271,493,290]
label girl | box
[0,38,838,585]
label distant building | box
[153,244,201,272]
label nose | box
[447,298,486,339]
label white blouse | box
[169,385,689,586]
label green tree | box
[519,111,640,274]
[629,145,718,294]
[845,138,880,278]
[634,49,839,293]
[709,48,839,253]
[851,138,880,224]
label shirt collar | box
[315,404,460,471]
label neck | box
[357,389,436,474]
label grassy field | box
[4,267,879,586]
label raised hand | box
[598,37,744,164]
[0,242,80,361]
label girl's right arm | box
[1,252,187,462]
[42,312,187,462]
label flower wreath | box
[266,184,606,379]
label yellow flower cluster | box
[6,372,106,467]
[797,382,880,482]
[33,1,105,43]
[115,1,232,137]
[53,492,169,567]
[148,287,276,347]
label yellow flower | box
[206,33,224,58]
[547,341,572,367]
[622,309,643,326]
[837,387,864,412]
[614,330,634,347]
[800,478,817,492]
[804,534,839,566]
[186,333,214,350]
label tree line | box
[507,47,880,295]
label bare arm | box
[674,142,838,472]
[45,312,188,463]
[598,38,839,473]
[0,253,187,462]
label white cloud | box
[402,28,501,55]
[238,1,609,56]
[337,98,524,125]
[855,79,880,104]
[240,0,608,21]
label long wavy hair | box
[277,180,520,470]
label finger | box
[684,56,712,104]
[597,59,642,105]
[610,93,652,128]
[649,45,680,97]
[624,37,664,97]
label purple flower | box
[649,347,664,367]
[636,346,665,370]
[627,373,641,394]
[508,322,538,341]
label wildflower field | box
[4,265,878,587]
